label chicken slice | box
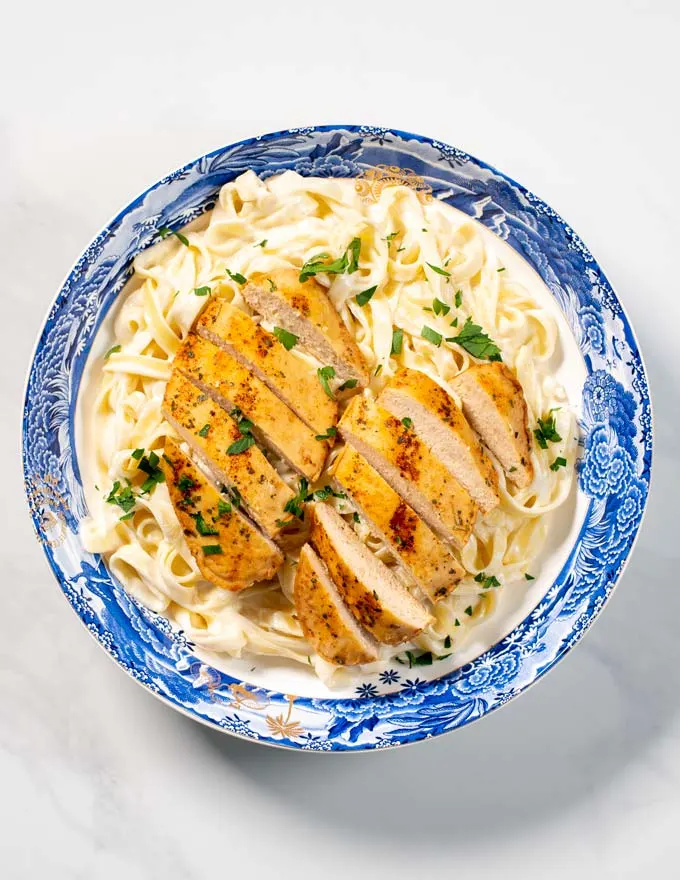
[451,362,534,488]
[161,439,283,590]
[162,371,295,541]
[242,268,369,387]
[196,298,338,435]
[294,543,379,666]
[174,333,327,482]
[379,367,500,513]
[331,444,464,602]
[338,395,478,549]
[309,503,432,646]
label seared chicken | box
[174,333,327,482]
[338,395,478,549]
[332,444,464,602]
[452,362,534,488]
[380,367,500,513]
[161,439,283,590]
[196,298,338,435]
[243,269,369,387]
[294,543,379,666]
[309,503,432,646]
[162,371,295,541]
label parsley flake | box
[198,424,210,438]
[525,573,535,581]
[299,237,361,282]
[192,512,219,536]
[317,366,336,398]
[534,413,562,449]
[272,326,298,351]
[158,226,189,246]
[338,378,358,392]
[455,289,463,308]
[446,316,502,361]
[421,326,443,347]
[356,285,377,307]
[426,262,451,277]
[202,544,223,556]
[104,345,121,359]
[401,417,413,429]
[193,286,211,297]
[550,456,567,471]
[227,435,255,455]
[315,426,337,441]
[391,328,404,355]
[255,239,267,248]
[433,298,450,316]
[226,269,247,285]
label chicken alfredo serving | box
[81,170,576,685]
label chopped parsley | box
[202,544,223,556]
[193,286,211,297]
[497,267,506,272]
[525,573,535,581]
[275,517,296,529]
[119,511,135,522]
[284,478,309,519]
[217,499,232,516]
[401,417,413,429]
[374,364,383,376]
[391,328,404,355]
[137,451,166,495]
[474,571,501,589]
[426,262,451,278]
[432,298,450,316]
[104,345,121,359]
[267,278,277,292]
[353,512,361,523]
[454,618,461,627]
[227,435,255,455]
[197,424,210,438]
[317,365,336,399]
[446,316,502,361]
[255,239,267,248]
[191,512,219,536]
[338,378,358,392]
[356,285,377,307]
[395,649,451,668]
[272,326,298,351]
[454,289,463,308]
[315,426,338,441]
[131,448,144,460]
[384,232,399,246]
[450,317,458,328]
[226,269,247,285]
[299,237,361,282]
[105,481,136,514]
[444,635,452,649]
[550,456,568,471]
[158,226,189,246]
[464,606,473,616]
[534,413,562,449]
[177,475,195,494]
[421,326,443,347]
[307,485,346,503]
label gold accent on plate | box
[265,695,304,739]
[355,165,433,204]
[26,474,68,548]
[228,682,271,710]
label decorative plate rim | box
[22,123,653,752]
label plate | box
[23,125,653,751]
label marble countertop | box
[3,1,679,877]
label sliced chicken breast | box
[174,333,327,482]
[162,371,295,541]
[196,298,338,435]
[452,363,534,488]
[379,367,500,514]
[294,544,379,666]
[242,268,369,387]
[338,395,478,549]
[332,444,464,602]
[161,439,283,590]
[309,503,432,646]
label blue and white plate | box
[23,126,652,751]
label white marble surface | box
[3,1,679,877]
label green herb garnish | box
[227,435,256,455]
[217,499,232,516]
[158,226,189,246]
[432,298,450,316]
[444,635,452,649]
[315,426,338,441]
[353,512,360,523]
[202,544,223,556]
[284,478,309,519]
[299,237,361,282]
[119,511,135,521]
[356,285,377,307]
[226,269,247,285]
[193,286,211,297]
[137,451,166,495]
[550,456,567,471]
[267,278,277,292]
[192,512,219,536]
[421,326,443,347]
[104,345,121,359]
[474,571,501,589]
[525,573,535,581]
[426,262,451,277]
[177,475,195,494]
[534,413,562,449]
[455,290,463,308]
[446,316,502,361]
[131,448,144,460]
[317,365,336,399]
[198,424,210,438]
[374,364,383,376]
[272,326,298,351]
[401,417,413,429]
[391,328,404,355]
[338,378,358,392]
[105,481,136,514]
[255,239,267,248]
[464,606,473,616]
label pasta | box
[80,170,576,685]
